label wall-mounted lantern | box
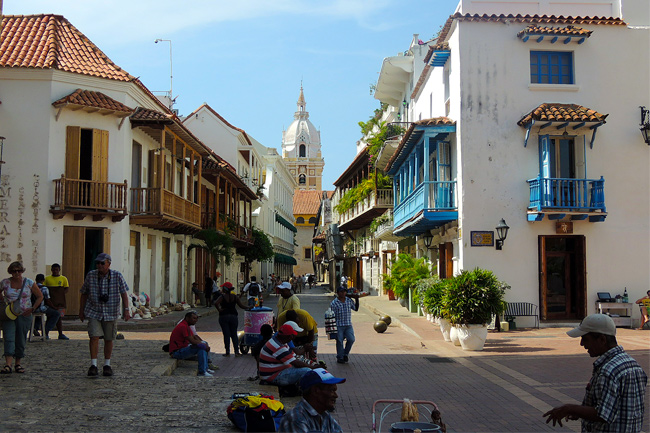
[495,219,509,250]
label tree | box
[187,229,234,277]
[240,228,274,275]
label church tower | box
[281,86,324,190]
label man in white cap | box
[277,281,300,317]
[543,314,647,432]
[278,368,346,432]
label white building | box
[378,0,649,325]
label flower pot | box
[439,318,452,342]
[457,324,488,351]
[449,325,461,346]
[398,297,408,308]
[387,289,396,300]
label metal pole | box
[154,39,173,109]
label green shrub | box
[442,268,509,325]
[415,276,447,318]
[389,253,431,300]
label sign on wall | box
[470,231,494,247]
[556,221,573,234]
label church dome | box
[282,87,320,154]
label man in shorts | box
[79,253,131,377]
[44,263,70,340]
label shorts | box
[49,287,67,309]
[88,318,118,341]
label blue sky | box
[7,0,453,189]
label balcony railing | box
[394,181,456,228]
[51,177,128,218]
[130,188,200,226]
[339,189,393,226]
[527,176,605,212]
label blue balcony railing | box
[394,181,456,227]
[527,176,605,212]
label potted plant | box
[442,268,509,351]
[389,254,430,311]
[415,276,452,341]
[382,273,396,300]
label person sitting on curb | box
[169,310,215,377]
[259,323,315,387]
[278,368,346,432]
[635,290,650,330]
[249,323,274,381]
[33,274,61,339]
[278,309,319,361]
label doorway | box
[539,235,586,320]
[62,226,110,315]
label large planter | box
[398,297,408,308]
[449,325,461,346]
[439,318,452,342]
[457,324,488,351]
[387,289,396,300]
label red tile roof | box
[385,118,456,172]
[183,104,253,146]
[52,89,133,115]
[517,103,608,126]
[130,106,174,122]
[517,25,593,38]
[293,190,323,215]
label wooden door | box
[62,226,85,316]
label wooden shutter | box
[91,129,109,182]
[62,226,86,316]
[149,150,159,188]
[539,236,547,320]
[65,126,81,179]
[103,228,111,255]
[539,135,552,178]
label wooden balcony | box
[339,189,393,231]
[130,188,201,234]
[201,212,253,245]
[527,176,607,222]
[50,176,128,221]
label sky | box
[6,0,454,189]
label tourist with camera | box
[79,253,131,377]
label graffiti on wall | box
[0,174,41,266]
[0,175,11,262]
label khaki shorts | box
[88,318,118,341]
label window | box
[296,217,305,224]
[308,217,317,224]
[530,51,573,84]
[539,136,585,179]
[299,144,306,157]
[304,248,312,259]
[299,174,306,184]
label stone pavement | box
[0,288,648,432]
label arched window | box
[308,217,317,224]
[299,144,306,158]
[296,217,305,224]
[299,174,306,184]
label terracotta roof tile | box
[130,106,173,122]
[385,118,456,172]
[423,41,450,64]
[517,25,593,38]
[52,88,133,114]
[518,103,608,126]
[1,14,132,81]
[293,190,323,215]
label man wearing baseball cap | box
[277,281,300,317]
[279,368,346,432]
[259,322,315,387]
[543,314,647,432]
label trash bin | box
[243,307,274,346]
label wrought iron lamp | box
[495,219,509,250]
[640,106,650,145]
[421,232,437,250]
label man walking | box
[241,276,262,307]
[79,253,131,377]
[330,286,359,364]
[44,263,70,340]
[543,314,647,432]
[277,282,300,317]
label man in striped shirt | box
[259,323,314,386]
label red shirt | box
[169,320,192,353]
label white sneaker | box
[207,369,216,374]
[198,371,213,377]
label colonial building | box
[375,0,649,325]
[292,190,326,276]
[281,87,324,190]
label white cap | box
[567,314,616,338]
[278,282,292,290]
[283,320,304,332]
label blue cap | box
[95,253,112,262]
[300,368,346,390]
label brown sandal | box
[0,365,12,374]
[14,365,25,374]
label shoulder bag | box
[0,278,29,321]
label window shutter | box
[103,227,111,255]
[575,136,586,179]
[539,135,552,178]
[91,129,109,182]
[65,126,81,179]
[149,150,159,188]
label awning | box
[274,253,297,265]
[275,213,297,232]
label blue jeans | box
[171,345,209,374]
[35,307,61,334]
[2,315,31,359]
[272,367,312,386]
[218,314,240,354]
[336,325,355,360]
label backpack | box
[248,283,260,297]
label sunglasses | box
[10,269,24,273]
[96,261,106,265]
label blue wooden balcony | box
[393,181,458,236]
[527,176,606,222]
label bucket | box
[390,422,441,432]
[243,307,274,346]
